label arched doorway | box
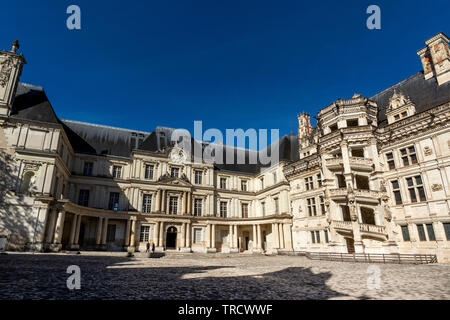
[166,226,177,249]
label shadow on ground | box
[0,254,344,300]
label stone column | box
[182,192,186,214]
[257,224,262,249]
[278,223,285,249]
[161,190,166,213]
[229,225,233,247]
[96,217,104,246]
[153,221,160,246]
[211,224,216,249]
[45,209,57,244]
[187,192,192,214]
[124,219,131,246]
[101,218,109,245]
[158,221,164,249]
[53,210,66,245]
[155,190,161,211]
[74,215,82,245]
[181,223,186,247]
[206,224,211,248]
[186,223,191,248]
[233,225,238,249]
[252,224,257,250]
[69,215,78,246]
[129,219,136,252]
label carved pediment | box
[389,90,411,110]
[157,172,192,186]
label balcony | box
[325,157,373,172]
[328,188,380,204]
[349,157,373,171]
[359,223,387,240]
[330,220,353,231]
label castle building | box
[1,33,450,262]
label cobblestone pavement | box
[0,252,449,300]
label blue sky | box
[1,0,449,144]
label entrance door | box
[345,238,355,254]
[166,226,177,249]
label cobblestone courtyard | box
[0,252,449,300]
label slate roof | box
[371,71,450,125]
[9,66,450,173]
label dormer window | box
[329,124,338,132]
[170,167,179,178]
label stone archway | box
[166,226,177,249]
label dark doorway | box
[245,236,249,250]
[345,238,355,254]
[166,226,177,249]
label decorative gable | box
[386,90,416,124]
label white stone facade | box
[1,33,450,262]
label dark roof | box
[61,120,150,157]
[371,72,450,125]
[10,83,59,124]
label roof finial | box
[11,40,19,53]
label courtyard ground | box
[0,252,449,300]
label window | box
[193,228,202,243]
[241,180,248,191]
[394,114,400,121]
[112,165,122,179]
[83,161,93,176]
[406,175,426,203]
[273,172,277,184]
[444,223,450,240]
[305,176,313,190]
[194,198,202,216]
[317,174,322,187]
[220,201,227,218]
[108,192,120,210]
[386,153,395,170]
[417,224,426,241]
[400,146,417,166]
[401,111,408,118]
[311,231,316,244]
[426,224,436,241]
[329,124,338,132]
[220,178,227,189]
[274,198,279,214]
[315,231,321,243]
[169,196,178,214]
[194,170,202,184]
[242,203,249,218]
[170,167,179,178]
[144,164,154,179]
[324,230,329,243]
[142,194,152,213]
[342,205,351,221]
[347,119,358,127]
[351,148,364,158]
[319,196,326,215]
[401,225,410,241]
[20,171,35,195]
[355,175,370,190]
[261,202,266,217]
[337,174,346,188]
[307,198,317,217]
[260,177,264,189]
[140,226,150,242]
[391,180,402,205]
[78,189,90,207]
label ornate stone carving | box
[389,90,410,110]
[431,184,443,192]
[0,58,14,87]
[424,146,433,156]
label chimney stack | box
[417,32,450,85]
